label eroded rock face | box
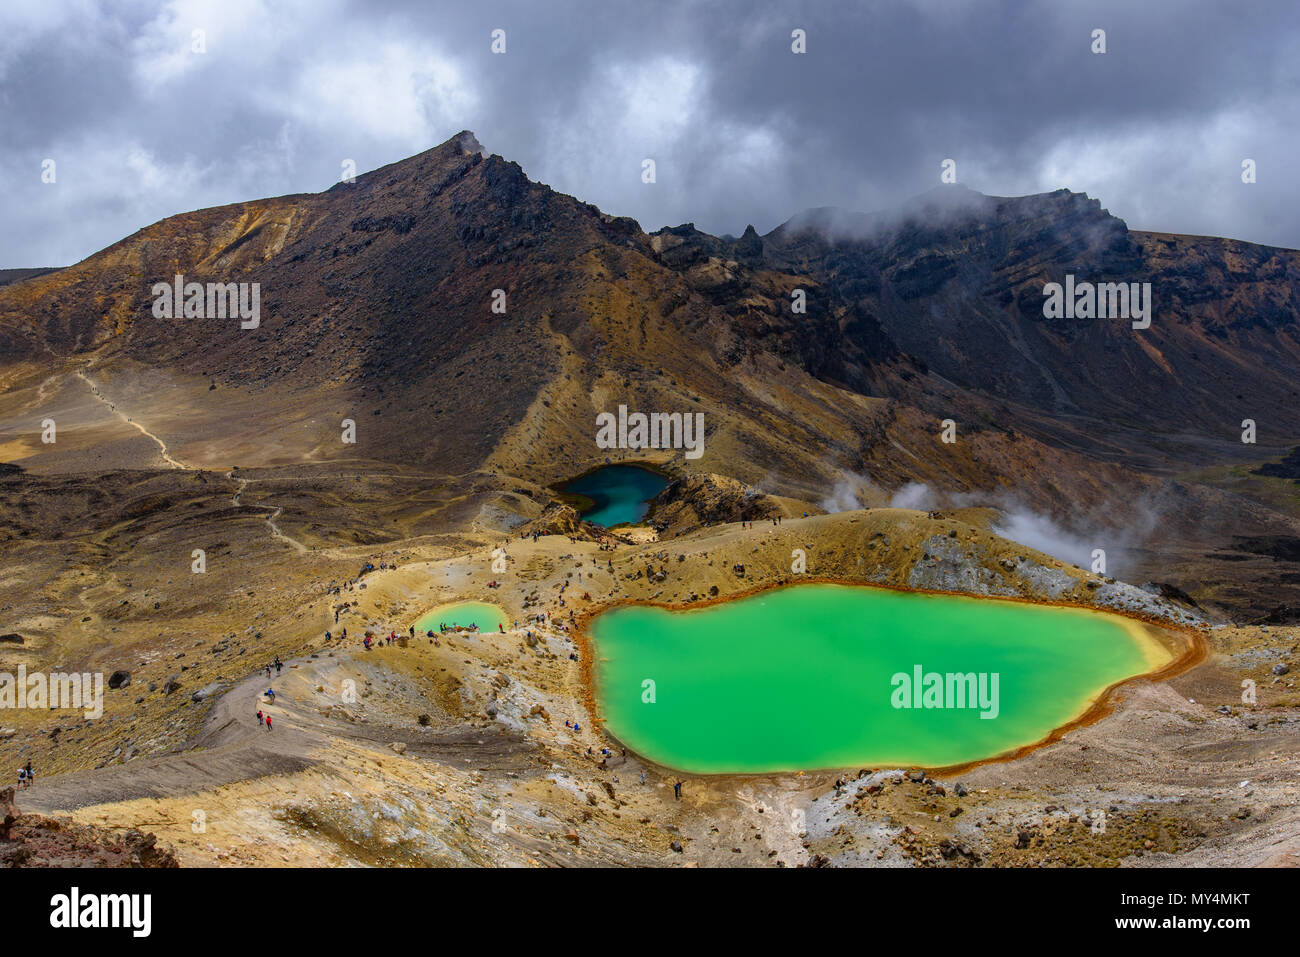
[518,503,602,541]
[753,187,1300,459]
[0,788,178,868]
[651,472,778,538]
[0,787,17,841]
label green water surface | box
[412,601,508,634]
[590,583,1163,773]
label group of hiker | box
[572,739,677,796]
[325,553,414,620]
[358,618,508,652]
[253,656,281,730]
[14,760,33,789]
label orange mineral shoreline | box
[570,576,1209,780]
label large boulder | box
[191,682,223,703]
[108,670,131,689]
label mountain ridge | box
[1,129,1298,618]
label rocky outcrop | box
[0,788,179,868]
[651,472,779,538]
[518,503,603,541]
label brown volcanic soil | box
[0,461,1296,868]
[1,132,1299,867]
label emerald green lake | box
[412,601,508,634]
[560,465,668,527]
[589,583,1167,773]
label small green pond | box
[412,601,508,634]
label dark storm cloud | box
[1,0,1297,267]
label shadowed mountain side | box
[4,132,1298,477]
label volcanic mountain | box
[1,130,1298,616]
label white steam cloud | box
[884,480,1159,578]
[888,481,933,510]
[819,471,882,513]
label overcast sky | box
[2,0,1297,267]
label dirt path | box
[70,370,308,553]
[74,370,189,469]
[21,666,320,812]
[20,647,535,814]
[227,470,310,553]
